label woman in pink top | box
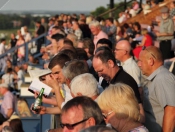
[16,35,25,60]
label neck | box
[113,118,141,132]
[121,55,131,62]
[110,66,120,81]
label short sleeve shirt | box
[110,67,141,103]
[147,66,175,127]
[0,91,14,118]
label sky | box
[0,0,111,12]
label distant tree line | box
[0,14,48,30]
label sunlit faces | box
[161,13,169,20]
[137,51,150,76]
[61,106,90,132]
[92,57,112,82]
[114,44,128,61]
[51,65,66,84]
[89,26,100,36]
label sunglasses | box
[60,118,89,130]
[142,46,156,59]
[102,111,113,119]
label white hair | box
[89,20,101,28]
[70,73,99,97]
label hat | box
[161,6,169,13]
[0,83,9,89]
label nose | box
[62,127,70,132]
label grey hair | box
[62,60,89,80]
[70,73,99,97]
[89,20,101,28]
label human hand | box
[30,104,46,115]
[45,74,60,90]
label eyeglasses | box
[114,48,128,52]
[102,111,113,119]
[142,46,156,59]
[60,118,89,130]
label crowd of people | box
[0,0,175,132]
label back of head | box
[94,48,116,65]
[10,119,24,132]
[48,53,71,69]
[59,49,77,60]
[62,60,89,80]
[62,96,103,125]
[81,38,95,56]
[51,33,65,42]
[145,46,163,63]
[97,38,113,50]
[76,48,89,60]
[80,125,116,132]
[97,83,140,122]
[71,73,98,97]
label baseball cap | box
[161,6,169,13]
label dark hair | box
[94,47,116,65]
[97,38,112,50]
[59,49,77,60]
[64,38,73,46]
[76,48,89,60]
[106,17,114,23]
[80,38,95,56]
[48,53,71,69]
[10,119,24,132]
[35,21,41,24]
[133,22,141,31]
[1,38,6,42]
[6,68,13,73]
[63,60,89,80]
[51,33,65,42]
[62,96,104,125]
[123,23,129,29]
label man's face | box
[61,106,90,132]
[90,26,100,36]
[161,13,169,20]
[93,57,112,82]
[51,39,58,47]
[77,42,84,48]
[137,51,150,76]
[51,65,66,84]
[0,87,6,95]
[114,44,127,61]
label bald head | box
[114,40,131,62]
[144,46,163,63]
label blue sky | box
[1,0,111,11]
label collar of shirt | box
[147,66,164,81]
[121,57,133,66]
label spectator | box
[156,6,174,60]
[14,65,24,90]
[16,35,25,62]
[17,98,32,117]
[80,125,116,132]
[92,48,144,121]
[9,119,24,132]
[72,20,83,40]
[35,21,45,54]
[133,28,153,59]
[0,83,15,119]
[105,17,116,46]
[138,46,175,131]
[60,96,104,132]
[98,83,148,132]
[89,20,108,49]
[0,38,6,75]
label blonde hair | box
[141,28,148,35]
[17,99,32,117]
[97,83,140,121]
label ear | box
[87,117,96,126]
[148,57,154,66]
[107,60,115,68]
